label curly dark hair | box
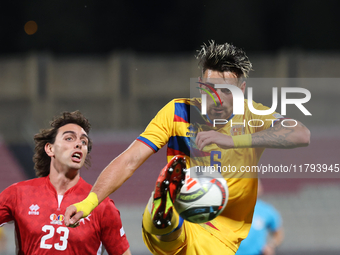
[33,111,93,177]
[196,40,253,79]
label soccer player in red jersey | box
[0,111,131,255]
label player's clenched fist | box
[65,205,82,227]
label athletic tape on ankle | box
[74,192,98,217]
[232,134,252,148]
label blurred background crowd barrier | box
[1,50,340,143]
[0,50,340,255]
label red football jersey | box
[0,176,129,254]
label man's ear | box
[45,143,54,157]
[240,81,246,94]
[198,77,204,94]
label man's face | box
[47,123,89,172]
[200,70,245,121]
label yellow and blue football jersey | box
[138,98,282,252]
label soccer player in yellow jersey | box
[65,41,310,254]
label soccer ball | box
[174,167,228,223]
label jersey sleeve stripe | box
[174,102,190,122]
[174,115,188,123]
[137,136,159,152]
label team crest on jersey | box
[50,214,64,225]
[230,125,245,136]
[186,125,197,137]
[28,204,40,215]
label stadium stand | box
[0,136,27,192]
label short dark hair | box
[33,111,92,177]
[196,40,253,79]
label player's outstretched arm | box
[64,140,154,227]
[196,119,310,150]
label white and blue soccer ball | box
[174,167,228,223]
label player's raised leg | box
[142,155,187,238]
